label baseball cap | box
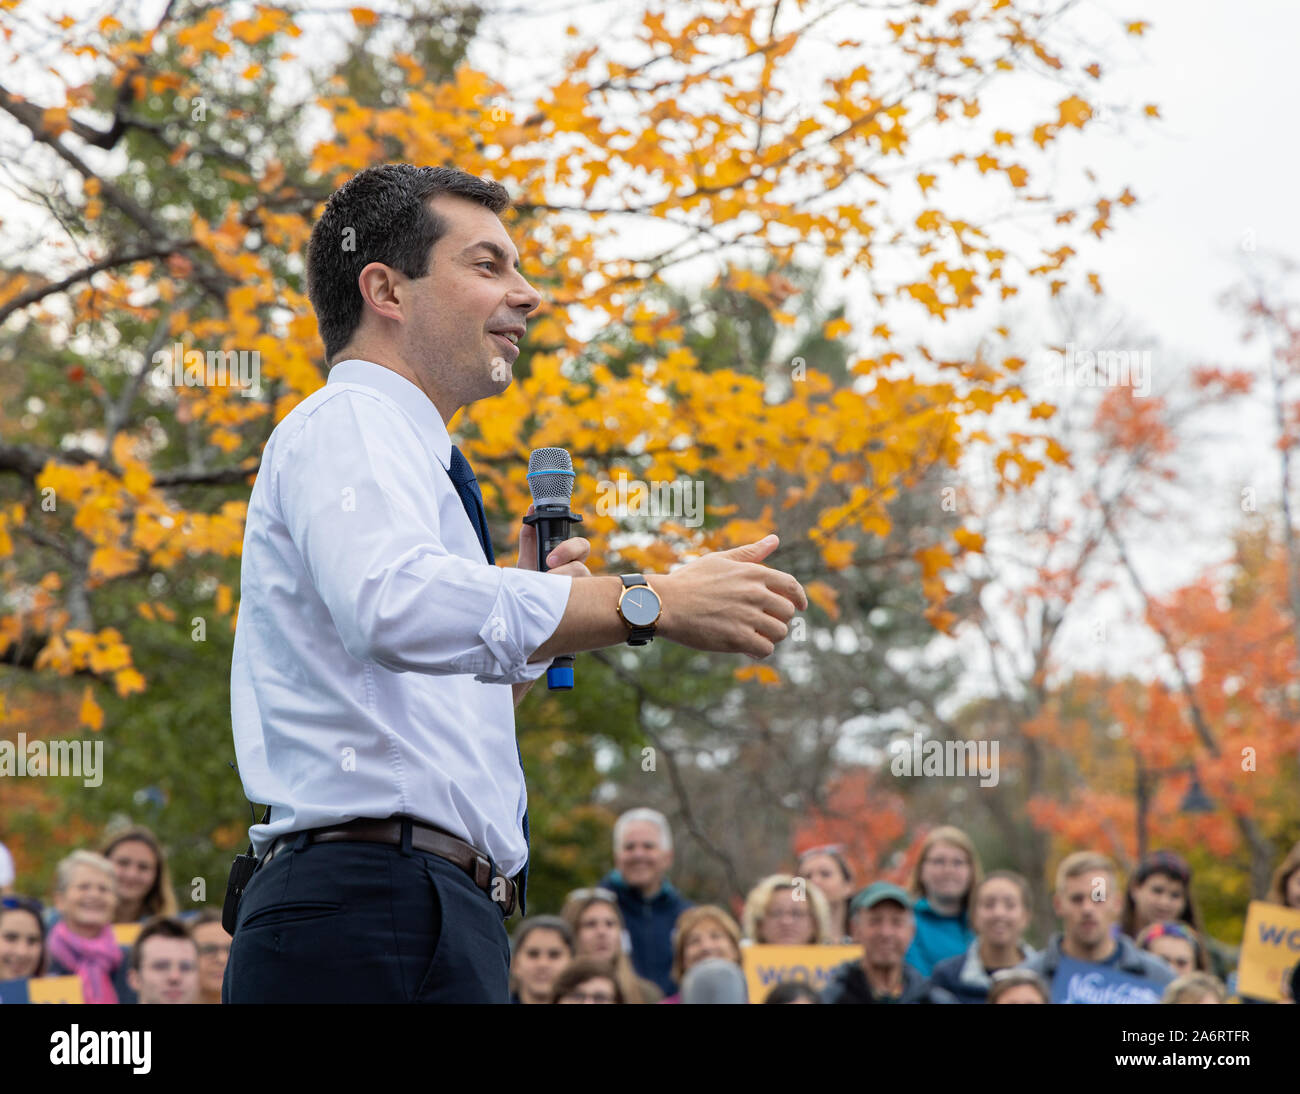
[850,881,912,913]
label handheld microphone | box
[523,447,583,690]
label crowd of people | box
[2,812,1299,1004]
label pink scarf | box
[47,920,121,1004]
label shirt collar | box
[328,359,452,469]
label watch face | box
[621,586,660,626]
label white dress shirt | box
[230,359,572,872]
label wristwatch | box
[616,574,662,646]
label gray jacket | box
[1020,932,1175,994]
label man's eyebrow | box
[463,240,520,271]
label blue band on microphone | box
[546,664,574,690]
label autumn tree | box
[1,0,1153,893]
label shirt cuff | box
[473,569,574,685]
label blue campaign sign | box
[1050,957,1162,1004]
[0,977,32,1004]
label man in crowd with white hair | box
[599,808,692,994]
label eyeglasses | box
[566,888,617,905]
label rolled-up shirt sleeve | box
[273,387,572,684]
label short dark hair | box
[131,915,196,971]
[306,164,512,362]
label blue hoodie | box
[904,898,974,977]
[599,870,692,995]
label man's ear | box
[1051,891,1063,919]
[127,968,139,994]
[356,262,405,324]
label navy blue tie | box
[447,444,528,915]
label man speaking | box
[223,163,807,1003]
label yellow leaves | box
[1084,62,1102,79]
[1005,164,1029,188]
[805,580,840,620]
[916,172,937,195]
[89,546,138,580]
[1045,437,1070,465]
[876,121,908,155]
[1057,96,1092,129]
[350,7,378,27]
[215,584,233,616]
[41,106,70,135]
[1126,20,1150,36]
[79,687,104,732]
[1144,103,1160,118]
[1032,122,1057,148]
[734,664,781,686]
[1029,402,1056,420]
[1087,271,1102,295]
[820,539,856,570]
[992,129,1015,147]
[916,544,953,579]
[915,209,944,232]
[823,317,852,339]
[772,309,797,326]
[975,152,999,174]
[953,528,985,553]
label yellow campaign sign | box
[112,922,142,947]
[1237,900,1300,1002]
[29,975,85,1004]
[742,944,860,1004]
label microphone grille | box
[527,447,575,504]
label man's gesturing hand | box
[649,534,807,659]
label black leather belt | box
[262,816,518,916]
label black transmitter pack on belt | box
[222,805,270,935]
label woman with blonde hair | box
[1163,971,1227,1004]
[741,874,834,945]
[99,824,179,923]
[660,904,743,1004]
[560,887,662,1003]
[904,825,984,976]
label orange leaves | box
[78,686,104,732]
[734,664,781,686]
[349,7,378,27]
[916,543,953,579]
[88,546,138,580]
[1057,95,1092,129]
[805,580,840,620]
